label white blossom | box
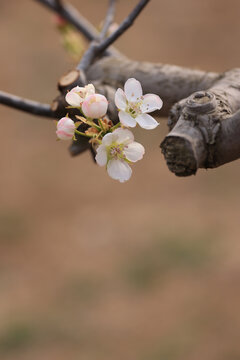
[115,78,163,129]
[95,128,145,183]
[65,84,95,107]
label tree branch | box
[35,0,99,42]
[215,110,240,165]
[0,91,54,118]
[86,56,219,116]
[160,69,240,175]
[77,0,150,71]
[55,0,63,10]
[97,0,150,54]
[100,0,117,41]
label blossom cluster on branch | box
[56,78,163,182]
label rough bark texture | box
[160,69,240,175]
[86,57,219,116]
[53,57,219,117]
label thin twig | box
[100,0,117,41]
[55,0,63,10]
[0,91,54,118]
[98,0,150,53]
[35,0,99,41]
[77,42,99,71]
[77,0,150,71]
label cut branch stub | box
[58,69,85,94]
[185,91,217,115]
[161,69,240,176]
[161,91,219,176]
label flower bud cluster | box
[55,78,163,182]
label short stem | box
[98,118,105,131]
[75,129,92,137]
[86,118,102,131]
[111,122,121,131]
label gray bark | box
[160,69,240,176]
[86,56,219,116]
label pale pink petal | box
[136,113,159,130]
[107,159,132,183]
[56,130,73,140]
[140,94,163,113]
[115,88,127,111]
[82,94,108,118]
[95,145,107,166]
[65,91,82,107]
[57,117,75,133]
[114,128,134,144]
[123,142,145,162]
[56,117,75,140]
[119,111,137,128]
[102,132,115,146]
[124,78,143,102]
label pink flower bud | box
[56,117,75,140]
[82,94,108,118]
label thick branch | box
[216,111,240,165]
[86,56,219,116]
[160,69,240,176]
[0,91,54,117]
[54,57,220,120]
[2,55,219,122]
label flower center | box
[126,98,143,118]
[107,143,125,160]
[77,90,86,99]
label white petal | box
[72,86,84,93]
[119,111,137,128]
[115,88,127,111]
[65,91,82,107]
[95,145,107,166]
[140,94,163,113]
[102,132,115,146]
[85,84,95,96]
[124,78,143,102]
[113,128,134,144]
[107,159,132,183]
[136,114,159,130]
[123,142,145,162]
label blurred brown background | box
[0,1,240,359]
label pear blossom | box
[115,78,163,130]
[95,128,145,183]
[65,84,95,107]
[56,117,75,140]
[82,94,108,119]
